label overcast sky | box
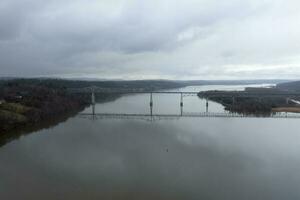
[0,0,300,80]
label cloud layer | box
[0,0,300,79]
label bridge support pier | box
[206,98,209,113]
[150,93,153,116]
[180,93,183,116]
[91,89,95,116]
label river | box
[1,85,300,200]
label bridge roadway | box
[79,112,300,119]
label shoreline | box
[198,87,300,115]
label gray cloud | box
[0,0,300,79]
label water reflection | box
[1,85,300,200]
[1,117,300,199]
[0,110,82,148]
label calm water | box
[1,85,300,200]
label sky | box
[0,0,300,80]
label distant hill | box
[0,78,185,91]
[277,81,300,92]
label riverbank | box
[0,79,124,134]
[198,86,300,115]
[0,86,90,133]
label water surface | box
[1,85,300,200]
